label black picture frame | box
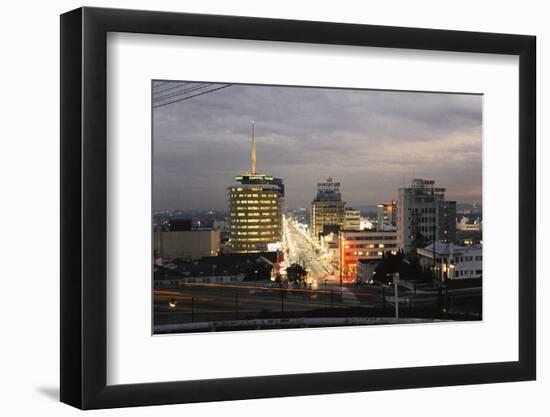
[60,6,536,410]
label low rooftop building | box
[417,242,482,282]
[154,251,280,284]
[154,227,220,261]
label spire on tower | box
[251,120,256,174]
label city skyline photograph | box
[152,80,483,335]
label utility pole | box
[432,223,443,313]
[339,233,344,291]
[393,272,400,320]
[433,222,437,287]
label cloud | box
[153,82,482,209]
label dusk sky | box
[153,82,482,211]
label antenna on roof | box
[251,120,256,174]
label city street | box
[153,281,481,333]
[283,216,338,289]
[283,216,361,304]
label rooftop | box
[418,242,482,256]
[155,252,279,280]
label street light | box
[339,234,344,291]
[448,263,455,281]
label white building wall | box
[417,243,482,281]
[397,180,445,253]
[450,248,483,279]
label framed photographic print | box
[60,6,536,409]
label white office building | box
[417,242,482,281]
[344,207,361,230]
[396,178,456,254]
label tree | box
[411,232,428,254]
[243,263,272,281]
[373,252,429,283]
[286,263,308,284]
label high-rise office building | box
[310,178,346,240]
[344,207,361,230]
[439,200,457,243]
[396,179,456,253]
[228,122,284,253]
[376,201,397,231]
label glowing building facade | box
[340,230,398,282]
[228,122,284,253]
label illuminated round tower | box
[228,122,284,253]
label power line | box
[153,84,202,100]
[154,84,211,103]
[153,82,192,95]
[153,83,211,102]
[152,81,170,89]
[153,84,231,108]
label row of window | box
[230,188,262,192]
[438,255,482,263]
[456,269,482,276]
[231,200,279,204]
[344,250,397,257]
[230,193,278,198]
[415,216,435,223]
[343,235,397,241]
[229,224,279,229]
[408,234,434,240]
[231,218,277,223]
[231,237,277,242]
[459,255,482,262]
[232,212,279,217]
[232,243,262,249]
[233,206,279,211]
[409,206,436,214]
[234,231,278,236]
[346,243,397,249]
